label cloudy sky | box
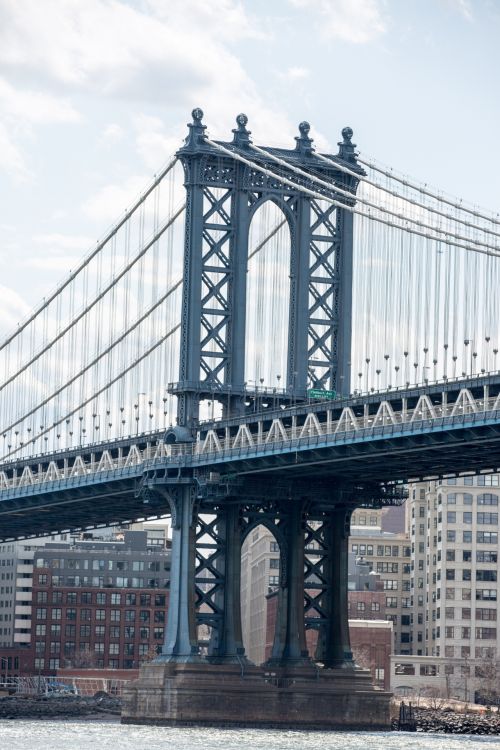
[0,0,499,330]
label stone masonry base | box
[121,662,391,730]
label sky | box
[0,0,499,333]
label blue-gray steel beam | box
[267,500,310,666]
[206,504,247,662]
[157,486,200,662]
[315,506,353,667]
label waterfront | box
[0,720,499,750]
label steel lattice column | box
[267,500,310,666]
[205,504,247,662]
[157,486,200,662]
[314,506,353,667]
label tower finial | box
[338,126,357,162]
[232,113,251,147]
[181,108,207,150]
[295,121,314,156]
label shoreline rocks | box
[392,707,500,735]
[0,693,122,721]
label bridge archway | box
[245,200,292,393]
[240,522,282,665]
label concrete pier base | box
[121,662,391,730]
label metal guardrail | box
[0,388,499,493]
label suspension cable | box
[2,323,181,460]
[206,139,500,260]
[249,143,500,254]
[358,155,500,226]
[312,152,500,241]
[0,205,185,395]
[0,280,183,437]
[0,156,179,352]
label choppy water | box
[0,720,498,750]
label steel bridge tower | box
[170,109,361,429]
[124,111,391,729]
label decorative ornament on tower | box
[295,121,314,156]
[232,113,252,147]
[183,108,207,150]
[338,126,357,162]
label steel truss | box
[172,110,363,428]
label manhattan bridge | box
[1,110,500,726]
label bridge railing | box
[1,388,499,492]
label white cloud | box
[33,233,95,252]
[0,284,30,333]
[102,123,125,141]
[445,0,473,21]
[82,175,153,222]
[133,115,182,171]
[280,66,310,81]
[0,121,32,181]
[0,77,80,124]
[289,0,386,43]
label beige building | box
[349,506,412,654]
[406,475,500,701]
[240,525,279,664]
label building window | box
[477,531,498,544]
[446,531,456,542]
[476,608,497,621]
[356,602,365,611]
[445,569,455,581]
[35,624,46,636]
[66,608,76,621]
[269,559,279,569]
[478,493,499,506]
[37,592,48,603]
[476,570,497,582]
[95,625,106,637]
[461,627,471,639]
[463,512,472,524]
[124,626,135,639]
[462,608,471,619]
[386,597,397,608]
[126,593,136,606]
[140,594,151,607]
[270,541,279,552]
[65,624,76,637]
[446,550,455,562]
[383,580,398,590]
[462,569,471,581]
[477,513,499,525]
[111,593,121,605]
[110,626,120,639]
[371,602,380,611]
[95,609,106,621]
[81,592,92,604]
[96,593,106,605]
[154,627,164,640]
[476,628,497,640]
[110,610,120,622]
[66,592,77,604]
[37,574,47,585]
[476,589,497,601]
[447,512,456,523]
[154,594,166,607]
[80,625,91,637]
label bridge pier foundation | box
[122,660,390,729]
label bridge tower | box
[124,112,391,730]
[170,109,362,429]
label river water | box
[0,720,498,750]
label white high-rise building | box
[407,475,499,701]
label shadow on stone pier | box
[121,662,391,730]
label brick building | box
[6,530,171,675]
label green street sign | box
[308,388,337,400]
